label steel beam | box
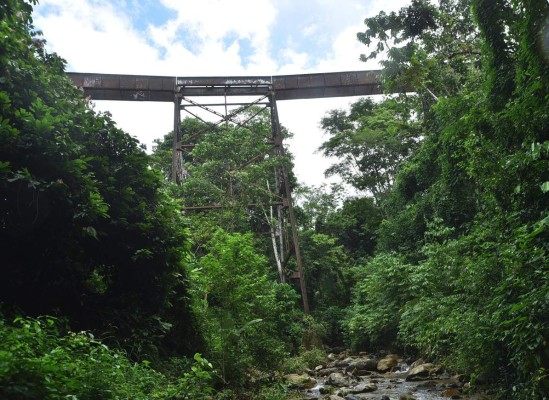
[67,70,383,102]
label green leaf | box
[0,161,10,173]
[82,226,98,239]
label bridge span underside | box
[67,70,383,101]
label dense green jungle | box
[1,0,548,399]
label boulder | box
[410,358,425,369]
[377,354,401,372]
[327,372,353,387]
[335,357,353,367]
[326,396,345,400]
[344,358,378,375]
[283,373,316,389]
[348,382,378,394]
[405,363,442,381]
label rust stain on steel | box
[176,76,271,86]
[67,70,383,102]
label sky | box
[33,0,409,187]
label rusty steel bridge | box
[68,70,385,313]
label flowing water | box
[299,357,493,400]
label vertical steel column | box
[270,93,310,314]
[171,95,182,183]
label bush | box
[0,316,215,400]
[343,254,412,350]
[282,348,327,374]
[193,230,304,385]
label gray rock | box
[348,383,378,393]
[345,358,378,374]
[318,367,339,376]
[327,372,353,387]
[336,360,351,367]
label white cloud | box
[302,23,318,37]
[34,0,411,187]
[161,0,276,42]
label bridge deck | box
[68,70,383,102]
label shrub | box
[0,316,215,400]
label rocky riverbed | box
[284,351,494,400]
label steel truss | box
[173,78,310,313]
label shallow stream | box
[298,356,493,400]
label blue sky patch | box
[238,38,254,67]
[175,26,203,56]
[122,0,174,31]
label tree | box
[295,184,382,259]
[357,0,482,103]
[346,1,549,397]
[0,0,202,360]
[319,97,420,204]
